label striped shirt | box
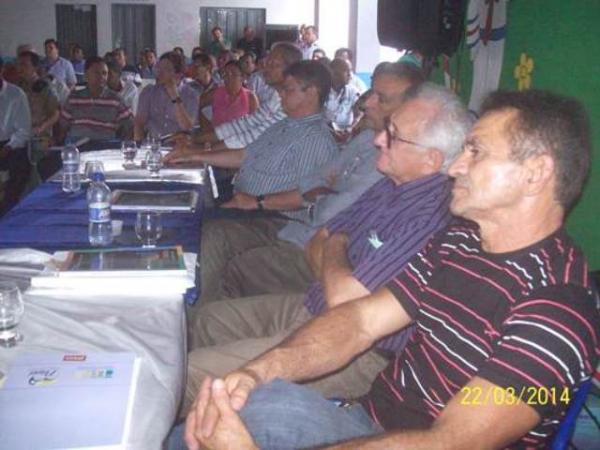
[214,84,286,149]
[364,221,600,449]
[60,87,133,140]
[304,173,453,352]
[235,113,338,221]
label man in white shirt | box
[335,47,368,94]
[0,57,32,215]
[301,26,321,60]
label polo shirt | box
[235,113,338,221]
[303,173,453,352]
[60,87,133,140]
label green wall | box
[432,0,600,268]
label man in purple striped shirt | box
[184,83,472,411]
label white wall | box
[0,0,315,57]
[316,0,350,59]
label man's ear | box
[523,153,555,196]
[425,148,445,174]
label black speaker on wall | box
[377,0,468,57]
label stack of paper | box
[0,352,140,449]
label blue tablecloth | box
[0,181,203,253]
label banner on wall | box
[466,0,508,112]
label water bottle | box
[87,172,113,246]
[61,144,81,193]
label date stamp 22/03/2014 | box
[459,385,571,407]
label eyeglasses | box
[384,118,429,150]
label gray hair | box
[406,82,473,171]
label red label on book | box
[63,354,87,362]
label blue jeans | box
[168,379,383,450]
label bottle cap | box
[91,172,106,182]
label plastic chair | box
[551,379,594,450]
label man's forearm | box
[261,190,304,211]
[174,102,193,131]
[324,429,449,450]
[244,300,376,385]
[322,238,369,307]
[192,148,246,169]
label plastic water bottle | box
[87,172,113,246]
[61,144,81,193]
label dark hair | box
[114,47,126,55]
[18,50,41,68]
[212,26,223,34]
[240,52,257,63]
[106,60,122,75]
[312,48,326,58]
[44,38,58,48]
[480,89,592,211]
[144,48,156,56]
[72,44,83,52]
[305,25,318,35]
[372,61,425,87]
[334,47,354,62]
[192,53,213,68]
[173,46,184,54]
[271,41,303,68]
[84,56,105,72]
[159,51,185,74]
[223,60,243,75]
[284,60,332,107]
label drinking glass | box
[145,148,163,178]
[0,281,25,348]
[135,211,162,247]
[84,160,105,180]
[121,140,137,164]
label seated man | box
[42,38,76,89]
[187,53,217,98]
[58,56,133,142]
[134,51,197,139]
[335,47,368,94]
[16,50,61,180]
[184,89,600,450]
[0,56,31,215]
[324,58,361,130]
[167,42,301,153]
[184,82,472,410]
[112,47,142,86]
[106,60,138,113]
[168,60,337,219]
[198,62,425,303]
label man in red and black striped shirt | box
[58,56,133,142]
[183,90,600,450]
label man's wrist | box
[170,96,182,104]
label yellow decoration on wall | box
[514,53,534,91]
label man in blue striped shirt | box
[183,83,474,412]
[167,60,338,219]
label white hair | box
[408,83,474,171]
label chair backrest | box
[551,273,600,449]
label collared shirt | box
[302,41,321,60]
[324,84,361,128]
[136,81,198,136]
[246,71,270,104]
[121,65,142,85]
[60,87,133,140]
[235,113,338,221]
[0,81,31,149]
[43,56,76,87]
[207,39,232,57]
[349,73,368,94]
[71,59,85,75]
[140,65,155,79]
[109,80,139,114]
[278,129,383,247]
[215,83,286,148]
[303,173,453,352]
[18,78,59,138]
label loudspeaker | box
[377,0,467,57]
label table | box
[0,147,205,449]
[0,181,203,254]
